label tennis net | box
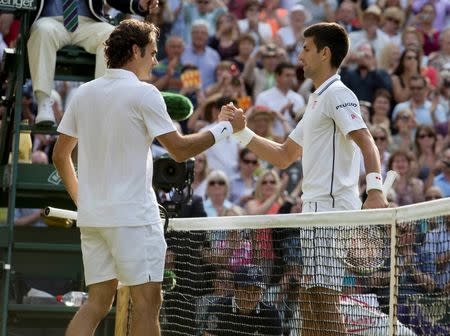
[160,198,450,336]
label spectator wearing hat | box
[340,43,392,103]
[274,4,311,64]
[381,6,405,46]
[255,62,305,138]
[204,265,282,336]
[242,43,287,99]
[238,0,273,47]
[247,106,288,144]
[348,5,390,64]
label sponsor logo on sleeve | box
[335,102,358,110]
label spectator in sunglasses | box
[414,125,439,189]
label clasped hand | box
[218,103,246,133]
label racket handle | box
[382,170,398,197]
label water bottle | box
[18,120,32,163]
[56,291,88,307]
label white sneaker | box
[36,96,55,127]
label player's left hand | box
[363,189,389,209]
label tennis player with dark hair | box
[228,22,389,335]
[52,19,243,336]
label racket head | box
[343,225,388,274]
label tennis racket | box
[343,170,398,274]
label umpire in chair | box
[27,0,159,126]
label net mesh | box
[159,199,450,336]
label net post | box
[388,216,398,336]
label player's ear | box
[321,46,331,61]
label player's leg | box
[66,279,118,336]
[66,227,119,336]
[308,286,346,336]
[129,282,163,336]
[112,224,167,336]
[299,287,316,336]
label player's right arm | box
[231,107,302,168]
[157,103,243,162]
[246,135,302,169]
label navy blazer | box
[31,0,147,24]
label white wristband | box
[366,172,383,192]
[232,127,255,147]
[209,121,233,143]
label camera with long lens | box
[153,155,195,218]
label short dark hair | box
[303,23,349,69]
[104,19,159,69]
[275,62,295,76]
[410,74,427,87]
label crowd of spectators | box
[1,0,450,334]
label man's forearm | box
[54,158,78,206]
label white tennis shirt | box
[58,69,177,227]
[289,74,366,209]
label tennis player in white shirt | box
[228,22,388,336]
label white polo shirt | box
[289,74,366,209]
[58,69,177,227]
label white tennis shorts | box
[80,224,167,286]
[300,200,353,291]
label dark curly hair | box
[104,19,159,69]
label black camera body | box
[153,155,195,217]
[153,155,194,192]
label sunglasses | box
[262,180,276,185]
[373,136,387,141]
[418,134,434,139]
[399,115,411,121]
[242,158,258,165]
[209,180,225,186]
